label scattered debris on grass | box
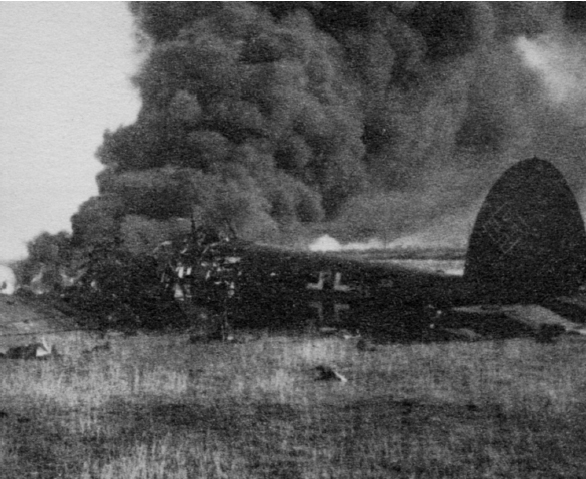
[356,338,377,352]
[315,365,348,383]
[0,336,57,360]
[81,342,111,355]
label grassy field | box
[3,328,586,478]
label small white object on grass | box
[315,365,348,383]
[1,336,55,360]
[36,337,52,358]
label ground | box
[2,295,586,478]
[0,293,77,353]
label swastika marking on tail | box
[483,203,530,255]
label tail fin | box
[465,158,586,302]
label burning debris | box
[21,3,586,331]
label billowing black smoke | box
[72,1,586,252]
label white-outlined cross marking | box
[306,271,351,292]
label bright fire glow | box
[308,231,467,253]
[308,235,384,252]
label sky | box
[0,2,141,262]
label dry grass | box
[2,330,586,478]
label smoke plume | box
[71,2,586,252]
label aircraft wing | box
[448,303,586,340]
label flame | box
[308,210,471,253]
[308,231,467,253]
[308,235,384,252]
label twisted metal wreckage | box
[158,227,241,306]
[153,158,586,341]
[22,158,586,342]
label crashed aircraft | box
[162,158,586,340]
